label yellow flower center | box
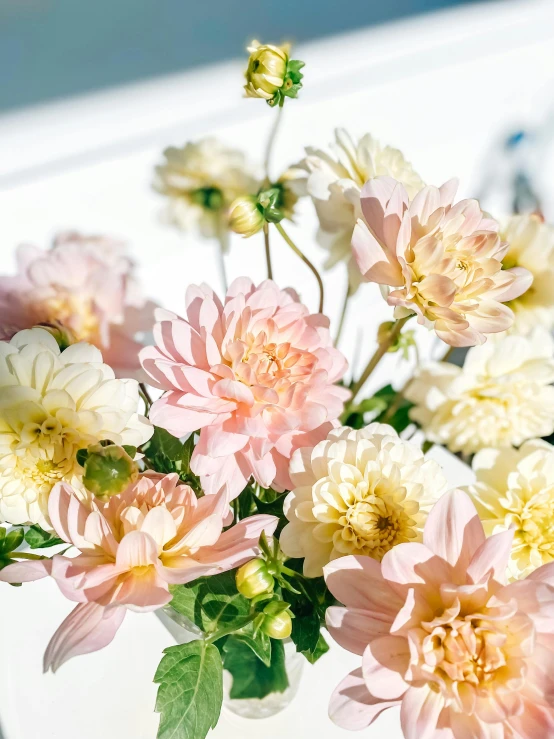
[31,292,101,344]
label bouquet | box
[2,38,554,739]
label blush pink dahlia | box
[140,278,349,497]
[352,177,532,346]
[0,232,156,378]
[324,489,554,738]
[0,473,276,671]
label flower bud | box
[244,41,289,101]
[80,443,139,498]
[260,600,292,639]
[229,196,264,237]
[236,558,275,599]
[35,321,76,351]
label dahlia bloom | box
[0,328,152,528]
[352,177,532,345]
[0,473,277,671]
[500,214,554,334]
[140,278,349,498]
[154,137,259,247]
[465,440,554,578]
[280,424,446,576]
[406,329,554,455]
[325,489,554,738]
[289,130,423,288]
[0,231,155,379]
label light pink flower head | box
[352,177,532,346]
[0,473,276,671]
[0,231,156,378]
[324,489,554,738]
[140,278,349,498]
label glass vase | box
[156,605,304,719]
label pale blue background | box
[1,0,481,112]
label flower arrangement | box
[2,38,554,739]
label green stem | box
[217,236,228,292]
[139,383,152,413]
[275,222,324,313]
[264,105,284,180]
[263,224,273,280]
[349,316,411,404]
[205,614,257,645]
[334,280,351,347]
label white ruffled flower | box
[464,440,554,578]
[500,214,554,334]
[407,330,554,456]
[280,423,446,576]
[154,137,259,247]
[289,129,424,287]
[0,329,153,528]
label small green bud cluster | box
[78,441,139,498]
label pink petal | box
[360,176,408,248]
[116,530,159,569]
[467,528,514,585]
[329,668,400,731]
[324,555,402,616]
[400,686,445,739]
[0,558,52,583]
[352,220,403,286]
[362,636,410,699]
[381,542,455,596]
[43,602,126,673]
[326,606,392,655]
[193,514,277,570]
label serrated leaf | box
[0,528,24,554]
[143,428,200,491]
[24,525,64,549]
[169,570,251,635]
[155,640,223,739]
[232,622,272,667]
[223,637,288,700]
[301,633,329,664]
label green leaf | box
[76,448,89,467]
[24,525,64,549]
[231,622,272,667]
[122,444,137,458]
[223,637,288,700]
[143,428,200,491]
[169,570,251,635]
[155,640,223,739]
[0,528,24,554]
[301,633,329,664]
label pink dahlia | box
[352,177,532,346]
[140,278,349,497]
[0,231,156,378]
[325,489,554,738]
[0,473,276,671]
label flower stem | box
[139,383,152,413]
[350,316,411,404]
[263,223,273,280]
[217,236,229,292]
[334,280,351,347]
[275,222,324,313]
[205,614,257,644]
[264,105,284,180]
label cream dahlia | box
[325,489,554,738]
[465,440,554,578]
[406,329,554,455]
[352,177,532,345]
[500,213,554,334]
[0,231,155,379]
[280,423,446,576]
[140,278,349,498]
[0,328,152,528]
[289,130,423,287]
[154,137,259,246]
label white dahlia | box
[407,330,554,456]
[500,213,554,334]
[0,329,153,528]
[280,423,446,576]
[289,129,424,287]
[464,441,554,578]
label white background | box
[1,1,554,736]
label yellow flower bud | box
[228,196,264,238]
[80,443,139,498]
[244,40,289,101]
[236,558,275,599]
[260,601,292,640]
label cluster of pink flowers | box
[0,473,276,671]
[140,278,349,497]
[0,231,155,378]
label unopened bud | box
[236,558,275,599]
[260,600,292,639]
[244,40,304,107]
[229,196,264,237]
[80,442,139,498]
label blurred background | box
[2,0,479,111]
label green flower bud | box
[80,443,139,498]
[35,321,76,351]
[229,196,264,238]
[260,600,292,639]
[236,558,275,599]
[244,40,304,107]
